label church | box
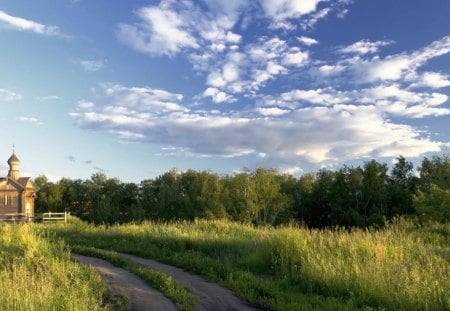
[0,149,37,221]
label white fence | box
[0,212,70,223]
[0,213,30,222]
[42,212,69,223]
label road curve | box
[119,252,262,311]
[72,253,177,311]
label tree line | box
[34,155,450,227]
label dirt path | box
[72,254,177,311]
[119,253,261,311]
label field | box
[45,218,450,311]
[0,223,113,310]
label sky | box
[0,0,449,182]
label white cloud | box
[339,40,393,55]
[278,84,450,118]
[412,72,450,88]
[19,117,43,126]
[71,3,450,170]
[256,107,290,116]
[282,49,309,66]
[354,36,450,83]
[0,89,22,101]
[203,87,234,103]
[72,82,448,166]
[262,0,323,28]
[0,10,62,36]
[316,64,346,76]
[301,7,331,29]
[297,36,318,46]
[281,88,349,105]
[79,59,107,72]
[117,3,199,56]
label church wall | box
[0,191,20,214]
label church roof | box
[0,177,36,191]
[7,153,20,164]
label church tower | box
[7,146,20,180]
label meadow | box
[47,218,450,311]
[0,223,114,311]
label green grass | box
[0,222,113,311]
[48,217,450,311]
[71,245,197,311]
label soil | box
[72,254,177,311]
[120,253,261,311]
[72,252,262,311]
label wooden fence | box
[42,212,70,223]
[0,212,70,223]
[0,213,30,222]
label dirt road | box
[72,254,177,311]
[73,252,261,311]
[119,253,261,311]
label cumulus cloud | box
[411,72,450,89]
[205,37,310,101]
[116,0,352,104]
[117,3,199,56]
[297,36,318,46]
[262,0,323,28]
[71,81,448,167]
[72,3,449,170]
[0,10,63,36]
[202,87,235,103]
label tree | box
[418,155,450,191]
[414,185,450,223]
[361,160,388,226]
[253,168,291,225]
[387,156,418,217]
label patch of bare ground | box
[72,254,177,311]
[119,253,262,311]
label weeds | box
[0,223,110,311]
[48,218,450,310]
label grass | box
[46,217,450,311]
[0,222,114,311]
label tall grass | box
[0,223,109,311]
[49,218,450,310]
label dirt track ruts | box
[72,254,177,311]
[119,252,261,311]
[73,252,262,311]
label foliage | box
[35,155,449,228]
[415,185,450,223]
[0,223,111,310]
[49,218,450,311]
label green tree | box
[418,155,450,191]
[387,156,418,217]
[361,160,388,226]
[414,185,450,223]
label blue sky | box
[1,0,449,182]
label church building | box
[0,149,37,221]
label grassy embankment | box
[48,218,450,311]
[0,222,117,311]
